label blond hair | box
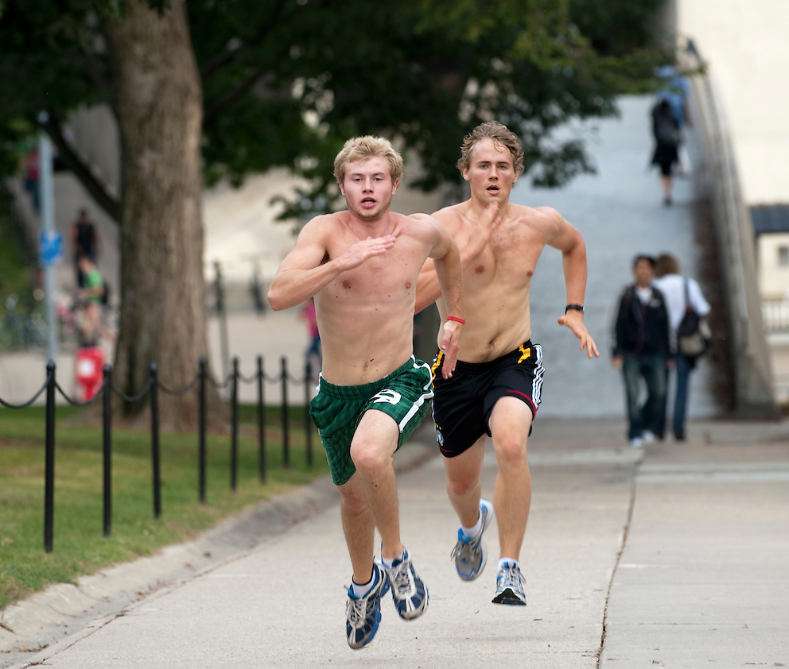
[333,136,404,185]
[456,122,525,176]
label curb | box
[0,436,438,668]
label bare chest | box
[464,227,543,292]
[324,237,423,303]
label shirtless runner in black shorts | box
[417,122,599,605]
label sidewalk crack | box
[596,461,640,668]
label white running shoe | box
[450,498,494,581]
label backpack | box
[655,112,681,147]
[676,279,710,358]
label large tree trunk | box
[105,0,223,431]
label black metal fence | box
[0,355,316,553]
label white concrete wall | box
[677,0,789,205]
[757,233,789,297]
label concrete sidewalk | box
[2,418,787,669]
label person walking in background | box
[76,254,105,346]
[653,253,711,441]
[611,255,671,447]
[301,297,321,376]
[71,209,99,288]
[650,99,682,206]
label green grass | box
[0,404,327,610]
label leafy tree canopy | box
[0,0,667,220]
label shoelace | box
[450,535,477,563]
[389,560,414,596]
[346,596,367,627]
[499,563,522,590]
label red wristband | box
[447,316,465,324]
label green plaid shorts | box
[309,356,433,486]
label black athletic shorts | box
[431,341,545,458]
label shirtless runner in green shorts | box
[268,136,464,650]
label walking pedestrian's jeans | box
[660,354,693,438]
[622,355,667,440]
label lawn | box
[0,403,327,610]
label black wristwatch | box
[565,304,585,314]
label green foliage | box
[0,0,668,218]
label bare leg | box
[443,436,486,528]
[488,397,533,560]
[349,410,402,561]
[338,475,376,585]
[660,174,673,201]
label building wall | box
[676,0,789,205]
[757,233,789,298]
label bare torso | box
[315,211,437,384]
[434,202,558,363]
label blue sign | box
[39,231,64,267]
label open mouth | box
[487,185,500,195]
[361,198,376,206]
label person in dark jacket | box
[612,255,671,447]
[650,99,681,206]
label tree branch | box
[203,43,291,125]
[36,111,121,223]
[198,0,289,81]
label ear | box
[462,167,470,182]
[391,178,399,195]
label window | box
[779,246,789,267]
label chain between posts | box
[0,354,317,553]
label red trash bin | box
[75,346,105,401]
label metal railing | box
[682,39,779,416]
[0,355,317,553]
[761,298,789,334]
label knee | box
[447,467,477,497]
[349,440,391,480]
[493,435,528,470]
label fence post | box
[257,355,266,484]
[44,360,56,553]
[304,363,313,468]
[150,364,161,519]
[198,356,207,503]
[281,356,289,469]
[230,357,239,491]
[102,363,112,537]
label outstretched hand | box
[336,235,396,272]
[438,319,463,378]
[557,310,600,359]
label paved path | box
[3,418,787,668]
[511,95,718,420]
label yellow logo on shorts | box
[518,345,531,364]
[431,352,444,381]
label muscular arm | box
[544,209,600,359]
[267,216,395,311]
[427,217,464,377]
[415,203,500,313]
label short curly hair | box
[334,136,404,185]
[456,122,525,176]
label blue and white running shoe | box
[450,498,494,581]
[382,549,429,620]
[492,560,527,606]
[346,563,390,650]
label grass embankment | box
[0,404,326,610]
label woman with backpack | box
[653,254,711,441]
[650,99,682,206]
